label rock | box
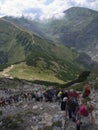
[31,125,39,130]
[33,105,39,109]
[42,113,53,126]
[0,81,98,130]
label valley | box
[0,6,98,130]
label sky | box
[0,0,98,20]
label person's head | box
[81,98,87,105]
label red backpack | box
[85,86,91,95]
[80,105,88,116]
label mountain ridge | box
[0,17,87,82]
[27,7,98,61]
[1,7,98,83]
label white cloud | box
[40,0,68,19]
[0,0,98,19]
[0,0,46,17]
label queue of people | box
[0,89,73,106]
[0,83,96,130]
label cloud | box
[0,0,46,17]
[0,0,98,19]
[40,0,68,19]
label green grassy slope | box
[0,18,87,83]
[0,19,27,65]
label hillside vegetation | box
[0,18,88,83]
[36,7,98,61]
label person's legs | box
[76,123,81,130]
[76,120,81,130]
[68,108,72,119]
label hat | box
[63,97,68,102]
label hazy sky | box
[0,0,98,19]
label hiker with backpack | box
[76,98,95,130]
[61,97,68,111]
[82,83,91,99]
[65,96,79,121]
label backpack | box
[85,86,91,95]
[80,105,88,116]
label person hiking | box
[82,83,91,99]
[61,97,68,111]
[76,98,95,130]
[57,90,63,104]
[65,97,79,121]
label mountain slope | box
[36,7,98,61]
[4,16,46,38]
[5,7,98,62]
[0,18,88,82]
[0,18,34,65]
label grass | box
[0,114,23,130]
[0,18,87,84]
[53,121,62,127]
[8,42,25,64]
[4,62,65,84]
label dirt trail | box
[2,65,13,77]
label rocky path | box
[0,101,64,130]
[0,89,98,130]
[91,92,98,129]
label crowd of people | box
[0,88,69,106]
[60,83,95,130]
[0,83,96,130]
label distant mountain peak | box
[63,7,98,16]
